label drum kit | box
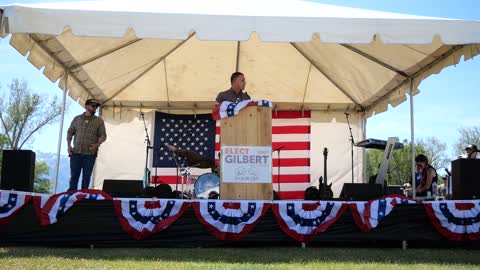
[165,143,219,199]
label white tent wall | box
[92,108,151,190]
[92,108,364,197]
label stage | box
[0,189,479,248]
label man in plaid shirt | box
[66,99,107,191]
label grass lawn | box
[1,246,479,270]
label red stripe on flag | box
[216,142,310,151]
[151,176,183,185]
[272,158,310,167]
[272,111,311,118]
[272,126,310,134]
[278,191,305,200]
[272,174,310,183]
[217,125,309,135]
[272,142,310,150]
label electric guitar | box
[319,147,334,200]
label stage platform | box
[0,190,479,248]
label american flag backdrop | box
[151,110,311,199]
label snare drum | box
[194,173,220,198]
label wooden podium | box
[219,106,273,200]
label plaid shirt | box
[67,113,107,155]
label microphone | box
[444,168,451,176]
[273,146,285,152]
[344,112,349,116]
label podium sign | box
[221,146,272,183]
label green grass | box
[0,247,479,270]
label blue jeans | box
[69,154,96,191]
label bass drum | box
[194,173,220,199]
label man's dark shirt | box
[215,89,251,103]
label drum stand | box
[179,166,192,198]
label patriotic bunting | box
[113,198,190,240]
[3,189,480,243]
[424,200,480,241]
[0,190,31,224]
[38,189,112,226]
[32,193,52,224]
[350,195,418,232]
[193,200,270,240]
[212,100,272,120]
[272,201,347,242]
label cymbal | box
[166,143,214,168]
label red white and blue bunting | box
[350,195,418,232]
[4,189,480,242]
[424,200,480,241]
[212,100,273,120]
[38,189,112,226]
[32,193,52,224]
[0,190,31,224]
[193,200,270,240]
[272,201,347,242]
[113,198,190,240]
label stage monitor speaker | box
[385,185,404,196]
[1,150,35,192]
[452,159,480,199]
[102,179,143,198]
[340,183,384,201]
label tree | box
[34,160,52,193]
[0,78,64,192]
[453,125,480,157]
[366,138,417,185]
[0,78,62,150]
[417,137,449,170]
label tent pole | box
[53,73,68,194]
[409,79,416,199]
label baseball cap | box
[85,99,100,107]
[465,144,478,151]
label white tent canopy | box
[1,0,479,194]
[2,0,479,115]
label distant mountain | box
[35,151,70,193]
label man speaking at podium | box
[216,72,251,104]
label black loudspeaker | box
[144,183,173,198]
[340,183,384,201]
[385,185,404,196]
[1,150,35,192]
[452,159,480,199]
[102,179,143,198]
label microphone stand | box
[345,112,355,184]
[140,112,152,189]
[168,149,182,198]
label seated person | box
[414,154,438,197]
[215,72,251,104]
[459,144,479,159]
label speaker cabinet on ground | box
[102,179,143,198]
[1,150,36,192]
[340,183,384,201]
[452,159,480,199]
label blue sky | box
[0,0,479,159]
